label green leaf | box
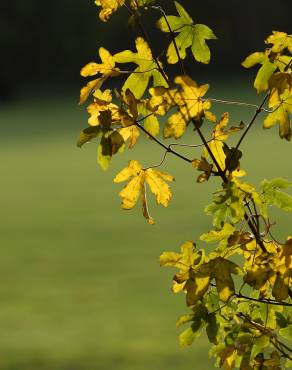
[190,24,217,64]
[242,51,277,93]
[204,201,230,228]
[174,1,193,24]
[253,60,276,93]
[176,314,195,328]
[206,313,219,344]
[77,126,101,148]
[114,37,168,98]
[241,52,266,68]
[279,325,292,341]
[179,315,206,346]
[200,223,235,245]
[97,134,112,171]
[210,257,241,302]
[286,358,292,368]
[261,178,292,211]
[157,2,217,64]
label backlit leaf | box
[80,48,119,104]
[261,178,292,211]
[242,51,276,94]
[95,0,125,21]
[157,2,217,64]
[114,160,174,221]
[114,37,168,98]
[164,75,212,139]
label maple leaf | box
[209,257,241,302]
[205,181,250,228]
[86,89,119,126]
[147,86,177,116]
[114,160,174,223]
[138,103,160,137]
[261,178,292,211]
[164,75,212,139]
[203,112,229,171]
[157,1,217,64]
[119,126,140,149]
[241,51,277,94]
[201,116,244,173]
[266,31,292,54]
[79,48,120,104]
[77,110,125,170]
[178,303,208,347]
[117,88,160,137]
[200,223,236,248]
[192,157,213,183]
[94,0,125,22]
[114,37,168,98]
[264,79,292,140]
[160,241,210,303]
[218,345,237,370]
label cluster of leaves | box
[78,1,292,369]
[242,31,292,140]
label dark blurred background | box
[1,0,291,101]
[0,1,291,370]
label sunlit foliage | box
[78,1,292,368]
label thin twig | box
[135,121,192,163]
[151,5,187,75]
[225,94,269,173]
[236,292,292,307]
[204,97,272,113]
[125,1,170,86]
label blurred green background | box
[1,1,291,369]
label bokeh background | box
[1,1,291,369]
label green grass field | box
[0,85,291,370]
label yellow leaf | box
[114,160,174,221]
[174,75,210,116]
[210,257,241,302]
[118,173,145,209]
[81,48,117,77]
[86,89,118,126]
[266,31,292,53]
[269,72,292,106]
[79,77,106,105]
[163,111,187,139]
[114,160,142,182]
[204,112,229,170]
[264,90,292,140]
[272,237,292,300]
[241,50,276,94]
[119,125,140,149]
[185,270,211,306]
[95,0,125,21]
[114,37,168,98]
[219,346,237,370]
[163,75,211,139]
[145,168,174,206]
[144,114,160,137]
[148,86,177,115]
[79,48,119,104]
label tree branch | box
[135,121,192,164]
[236,292,292,307]
[224,93,269,174]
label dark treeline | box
[0,0,290,100]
